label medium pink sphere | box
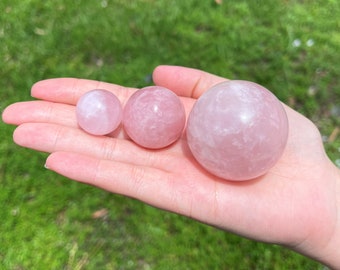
[76,89,122,136]
[187,80,288,181]
[123,86,186,149]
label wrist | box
[299,164,340,269]
[321,166,340,269]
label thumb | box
[152,65,227,99]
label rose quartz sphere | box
[123,86,186,149]
[187,80,288,181]
[76,89,122,136]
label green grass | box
[1,0,339,269]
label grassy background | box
[1,0,339,269]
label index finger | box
[31,78,137,105]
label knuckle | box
[130,165,146,183]
[130,165,146,195]
[100,137,118,160]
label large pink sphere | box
[186,80,288,181]
[123,86,186,149]
[76,89,122,136]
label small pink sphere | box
[187,80,288,181]
[123,86,186,149]
[76,89,122,136]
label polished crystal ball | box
[186,80,289,181]
[76,89,122,136]
[123,86,186,149]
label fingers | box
[9,66,225,122]
[13,123,184,170]
[5,66,221,127]
[30,67,226,107]
[45,151,176,210]
[31,78,137,105]
[31,67,227,105]
[152,65,227,99]
[45,151,215,219]
[2,101,77,126]
[2,93,195,128]
[44,151,288,240]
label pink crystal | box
[186,80,288,181]
[123,86,186,149]
[76,89,122,136]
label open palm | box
[2,65,339,264]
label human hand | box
[2,65,340,268]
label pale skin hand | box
[2,66,340,268]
